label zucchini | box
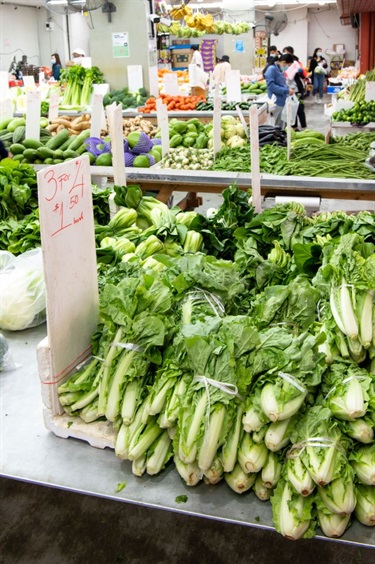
[11,154,24,162]
[0,118,13,130]
[63,149,80,159]
[37,147,55,160]
[23,138,44,149]
[67,130,91,151]
[9,143,25,155]
[59,136,77,151]
[7,117,26,132]
[45,129,70,150]
[12,126,26,144]
[23,148,38,162]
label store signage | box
[156,98,170,158]
[235,41,244,53]
[26,90,41,141]
[112,32,130,58]
[127,65,144,93]
[249,105,261,213]
[365,82,375,102]
[48,92,59,121]
[226,70,241,103]
[213,86,222,156]
[37,156,99,388]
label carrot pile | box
[138,94,206,113]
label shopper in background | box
[286,68,307,130]
[66,48,86,67]
[190,44,203,68]
[51,53,62,81]
[267,45,279,63]
[309,48,328,103]
[0,140,10,160]
[212,55,231,85]
[264,53,294,127]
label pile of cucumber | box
[0,117,52,150]
[9,130,94,165]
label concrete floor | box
[1,98,374,563]
[1,477,374,564]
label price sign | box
[91,93,104,139]
[127,65,143,93]
[23,75,36,88]
[286,98,292,161]
[48,92,59,121]
[236,105,249,139]
[37,156,99,402]
[250,105,261,213]
[365,82,375,102]
[0,98,13,122]
[213,86,222,156]
[106,102,126,185]
[225,70,241,103]
[156,98,169,158]
[164,73,179,96]
[26,90,41,141]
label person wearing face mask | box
[51,53,62,81]
[66,48,86,67]
[309,48,328,103]
[267,45,278,63]
[264,53,294,127]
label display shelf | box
[1,325,375,547]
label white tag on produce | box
[48,92,59,121]
[156,98,169,158]
[91,93,104,139]
[225,70,241,103]
[250,105,261,213]
[26,90,41,141]
[37,155,99,412]
[213,87,222,156]
[106,103,126,184]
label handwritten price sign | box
[37,155,99,385]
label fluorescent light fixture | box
[46,0,68,5]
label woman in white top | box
[190,45,203,68]
[212,55,231,85]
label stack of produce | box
[0,117,51,151]
[58,185,375,540]
[138,94,206,113]
[83,131,162,168]
[332,100,375,125]
[59,65,104,109]
[46,115,91,136]
[222,81,267,96]
[196,100,258,112]
[160,147,214,170]
[158,17,250,36]
[103,87,148,110]
[337,69,375,103]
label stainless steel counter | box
[1,326,374,547]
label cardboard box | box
[343,60,355,67]
[172,39,191,45]
[333,44,345,54]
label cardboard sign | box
[37,155,99,411]
[213,86,222,156]
[48,92,59,122]
[225,70,241,103]
[26,90,41,141]
[91,93,104,139]
[156,98,169,158]
[249,105,261,213]
[0,98,13,122]
[106,102,126,185]
[365,82,375,102]
[164,73,179,96]
[127,65,143,93]
[23,75,36,88]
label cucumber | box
[23,138,44,149]
[53,159,64,164]
[9,143,25,155]
[53,149,65,159]
[0,118,13,130]
[34,159,43,164]
[12,154,24,162]
[7,117,26,132]
[81,151,96,165]
[12,126,26,144]
[76,144,87,155]
[63,149,80,159]
[37,147,55,160]
[59,136,77,151]
[45,129,70,150]
[23,148,38,162]
[67,129,91,151]
[44,158,54,165]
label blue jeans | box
[313,73,325,99]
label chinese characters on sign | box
[254,30,267,71]
[112,32,130,58]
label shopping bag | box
[281,95,299,124]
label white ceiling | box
[0,0,45,6]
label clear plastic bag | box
[281,94,299,124]
[0,248,46,331]
[0,333,18,371]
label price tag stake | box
[249,105,261,213]
[156,98,170,159]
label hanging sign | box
[37,155,99,409]
[112,32,130,58]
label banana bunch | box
[157,21,181,34]
[169,3,192,20]
[184,13,215,32]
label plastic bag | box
[0,333,18,371]
[281,95,299,124]
[0,248,46,331]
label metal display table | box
[1,326,374,548]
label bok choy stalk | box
[288,406,348,487]
[354,484,375,526]
[321,360,372,421]
[261,451,283,489]
[316,497,351,538]
[285,456,315,497]
[350,444,375,485]
[264,413,301,452]
[254,475,272,501]
[317,465,356,516]
[238,432,269,474]
[146,430,173,475]
[224,463,257,494]
[203,456,224,485]
[271,480,316,540]
[338,416,374,444]
[174,455,202,486]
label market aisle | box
[0,477,374,564]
